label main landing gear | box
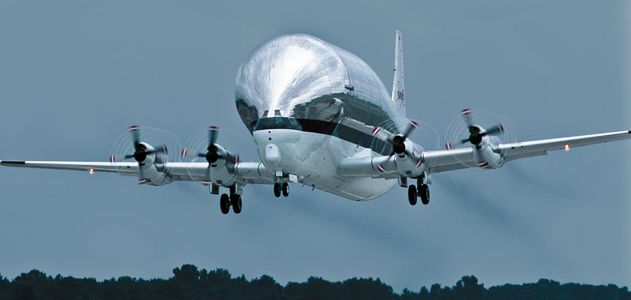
[273,182,289,198]
[407,175,430,206]
[218,185,243,215]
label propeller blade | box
[145,144,168,155]
[209,126,218,145]
[401,120,418,138]
[129,125,141,146]
[482,124,504,136]
[157,144,168,154]
[461,108,473,127]
[124,154,134,160]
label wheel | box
[419,184,430,205]
[231,194,242,214]
[273,183,281,198]
[408,185,417,205]
[220,193,230,214]
[282,182,289,197]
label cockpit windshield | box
[253,117,303,131]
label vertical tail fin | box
[391,30,406,117]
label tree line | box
[0,264,628,299]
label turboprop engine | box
[111,125,173,185]
[448,109,506,169]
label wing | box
[339,130,630,177]
[0,160,273,185]
[0,161,138,174]
[424,130,631,173]
[162,161,274,184]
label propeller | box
[180,126,245,183]
[452,108,504,148]
[109,125,169,184]
[183,126,238,166]
[197,126,220,164]
[123,125,169,162]
[371,120,423,168]
[390,120,418,156]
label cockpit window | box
[274,116,283,126]
[254,117,303,131]
[235,99,260,133]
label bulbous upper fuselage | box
[233,34,404,200]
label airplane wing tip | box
[0,161,26,166]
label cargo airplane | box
[2,32,629,214]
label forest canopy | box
[0,264,628,300]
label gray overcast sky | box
[0,0,629,291]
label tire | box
[220,193,230,214]
[408,185,417,206]
[274,183,281,198]
[231,194,242,214]
[419,184,430,205]
[282,182,289,197]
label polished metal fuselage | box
[235,34,403,200]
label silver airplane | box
[2,32,629,214]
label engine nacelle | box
[394,140,425,176]
[474,138,504,169]
[208,144,239,187]
[137,143,172,186]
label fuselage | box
[234,34,407,200]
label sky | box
[0,0,629,291]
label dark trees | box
[0,266,628,300]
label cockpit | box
[253,110,303,131]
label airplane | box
[1,31,629,215]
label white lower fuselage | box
[253,129,396,201]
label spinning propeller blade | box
[120,125,169,183]
[372,120,422,167]
[200,126,220,164]
[209,126,218,145]
[456,109,504,147]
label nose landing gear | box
[282,182,289,197]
